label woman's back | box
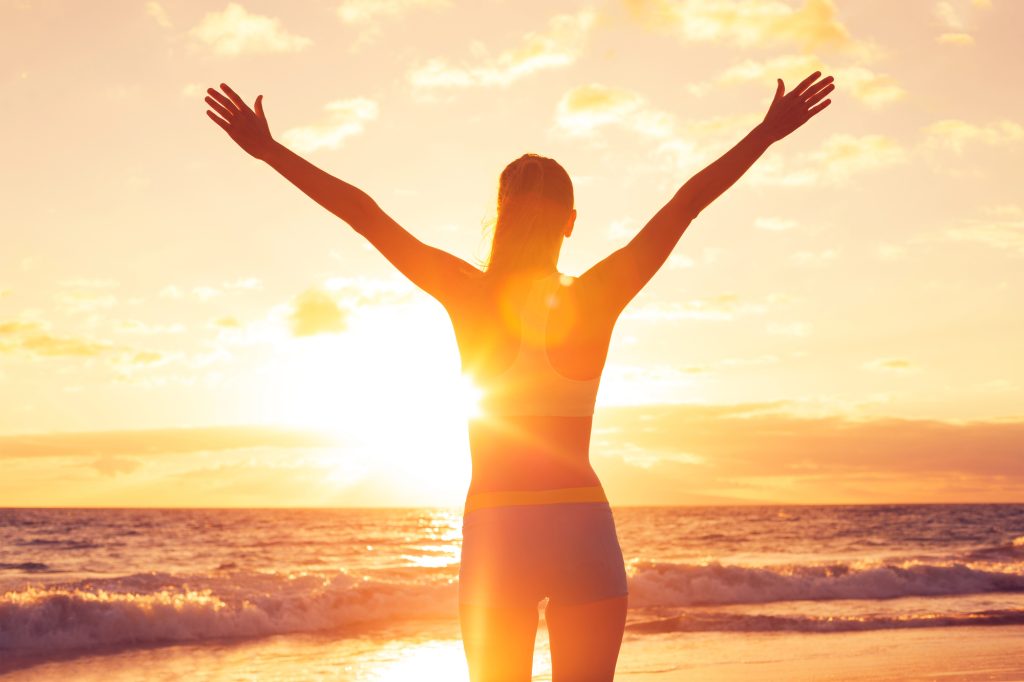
[446,268,618,494]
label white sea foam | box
[0,570,457,652]
[626,560,1024,608]
[4,559,1023,653]
[627,608,1024,634]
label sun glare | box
[260,301,475,500]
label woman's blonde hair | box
[483,154,574,276]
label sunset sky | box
[2,0,1021,507]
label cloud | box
[588,402,1024,504]
[934,0,989,44]
[623,0,865,53]
[280,98,378,154]
[223,277,262,290]
[146,1,172,28]
[289,288,347,337]
[213,316,243,329]
[554,83,673,138]
[159,285,185,300]
[766,321,812,337]
[790,248,838,266]
[337,0,449,24]
[1,320,113,358]
[935,1,964,29]
[754,217,798,231]
[944,214,1024,257]
[938,32,974,45]
[877,242,906,260]
[5,408,1023,505]
[189,3,311,56]
[408,10,595,89]
[114,320,186,335]
[53,290,117,314]
[0,319,170,367]
[717,54,905,109]
[92,456,143,476]
[622,294,769,322]
[750,134,907,186]
[0,426,340,459]
[863,357,917,373]
[924,119,1024,154]
[52,278,119,313]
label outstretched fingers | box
[801,76,834,102]
[206,110,231,132]
[807,98,832,117]
[790,71,822,99]
[205,95,234,121]
[220,83,253,115]
[207,88,237,114]
[804,82,835,108]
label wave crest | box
[0,570,457,652]
[627,560,1024,608]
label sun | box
[260,300,477,501]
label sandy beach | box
[5,621,1024,681]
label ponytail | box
[483,154,574,276]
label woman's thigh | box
[545,594,628,682]
[460,601,540,682]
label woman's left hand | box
[757,71,834,143]
[205,83,274,160]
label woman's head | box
[484,154,575,275]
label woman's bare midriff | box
[465,414,601,494]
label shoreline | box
[4,622,1024,681]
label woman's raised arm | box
[204,83,479,309]
[577,71,835,319]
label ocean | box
[2,505,1024,680]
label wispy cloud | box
[754,216,798,231]
[790,248,839,266]
[863,357,918,373]
[0,426,339,458]
[924,119,1024,154]
[408,10,596,89]
[590,402,1024,504]
[766,321,812,337]
[944,206,1024,257]
[0,319,170,367]
[146,1,172,29]
[337,0,449,24]
[934,0,990,45]
[280,98,378,154]
[717,54,905,109]
[938,32,974,45]
[554,83,673,138]
[622,294,769,322]
[189,3,312,56]
[289,288,347,337]
[750,134,907,186]
[0,320,113,358]
[624,0,867,53]
[53,278,119,314]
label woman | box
[205,71,833,681]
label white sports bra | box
[472,272,601,418]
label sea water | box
[2,505,1023,676]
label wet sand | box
[4,622,1024,681]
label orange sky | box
[1,0,1021,507]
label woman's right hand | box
[205,83,275,161]
[757,71,834,143]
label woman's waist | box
[463,484,609,516]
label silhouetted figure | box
[206,71,833,681]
